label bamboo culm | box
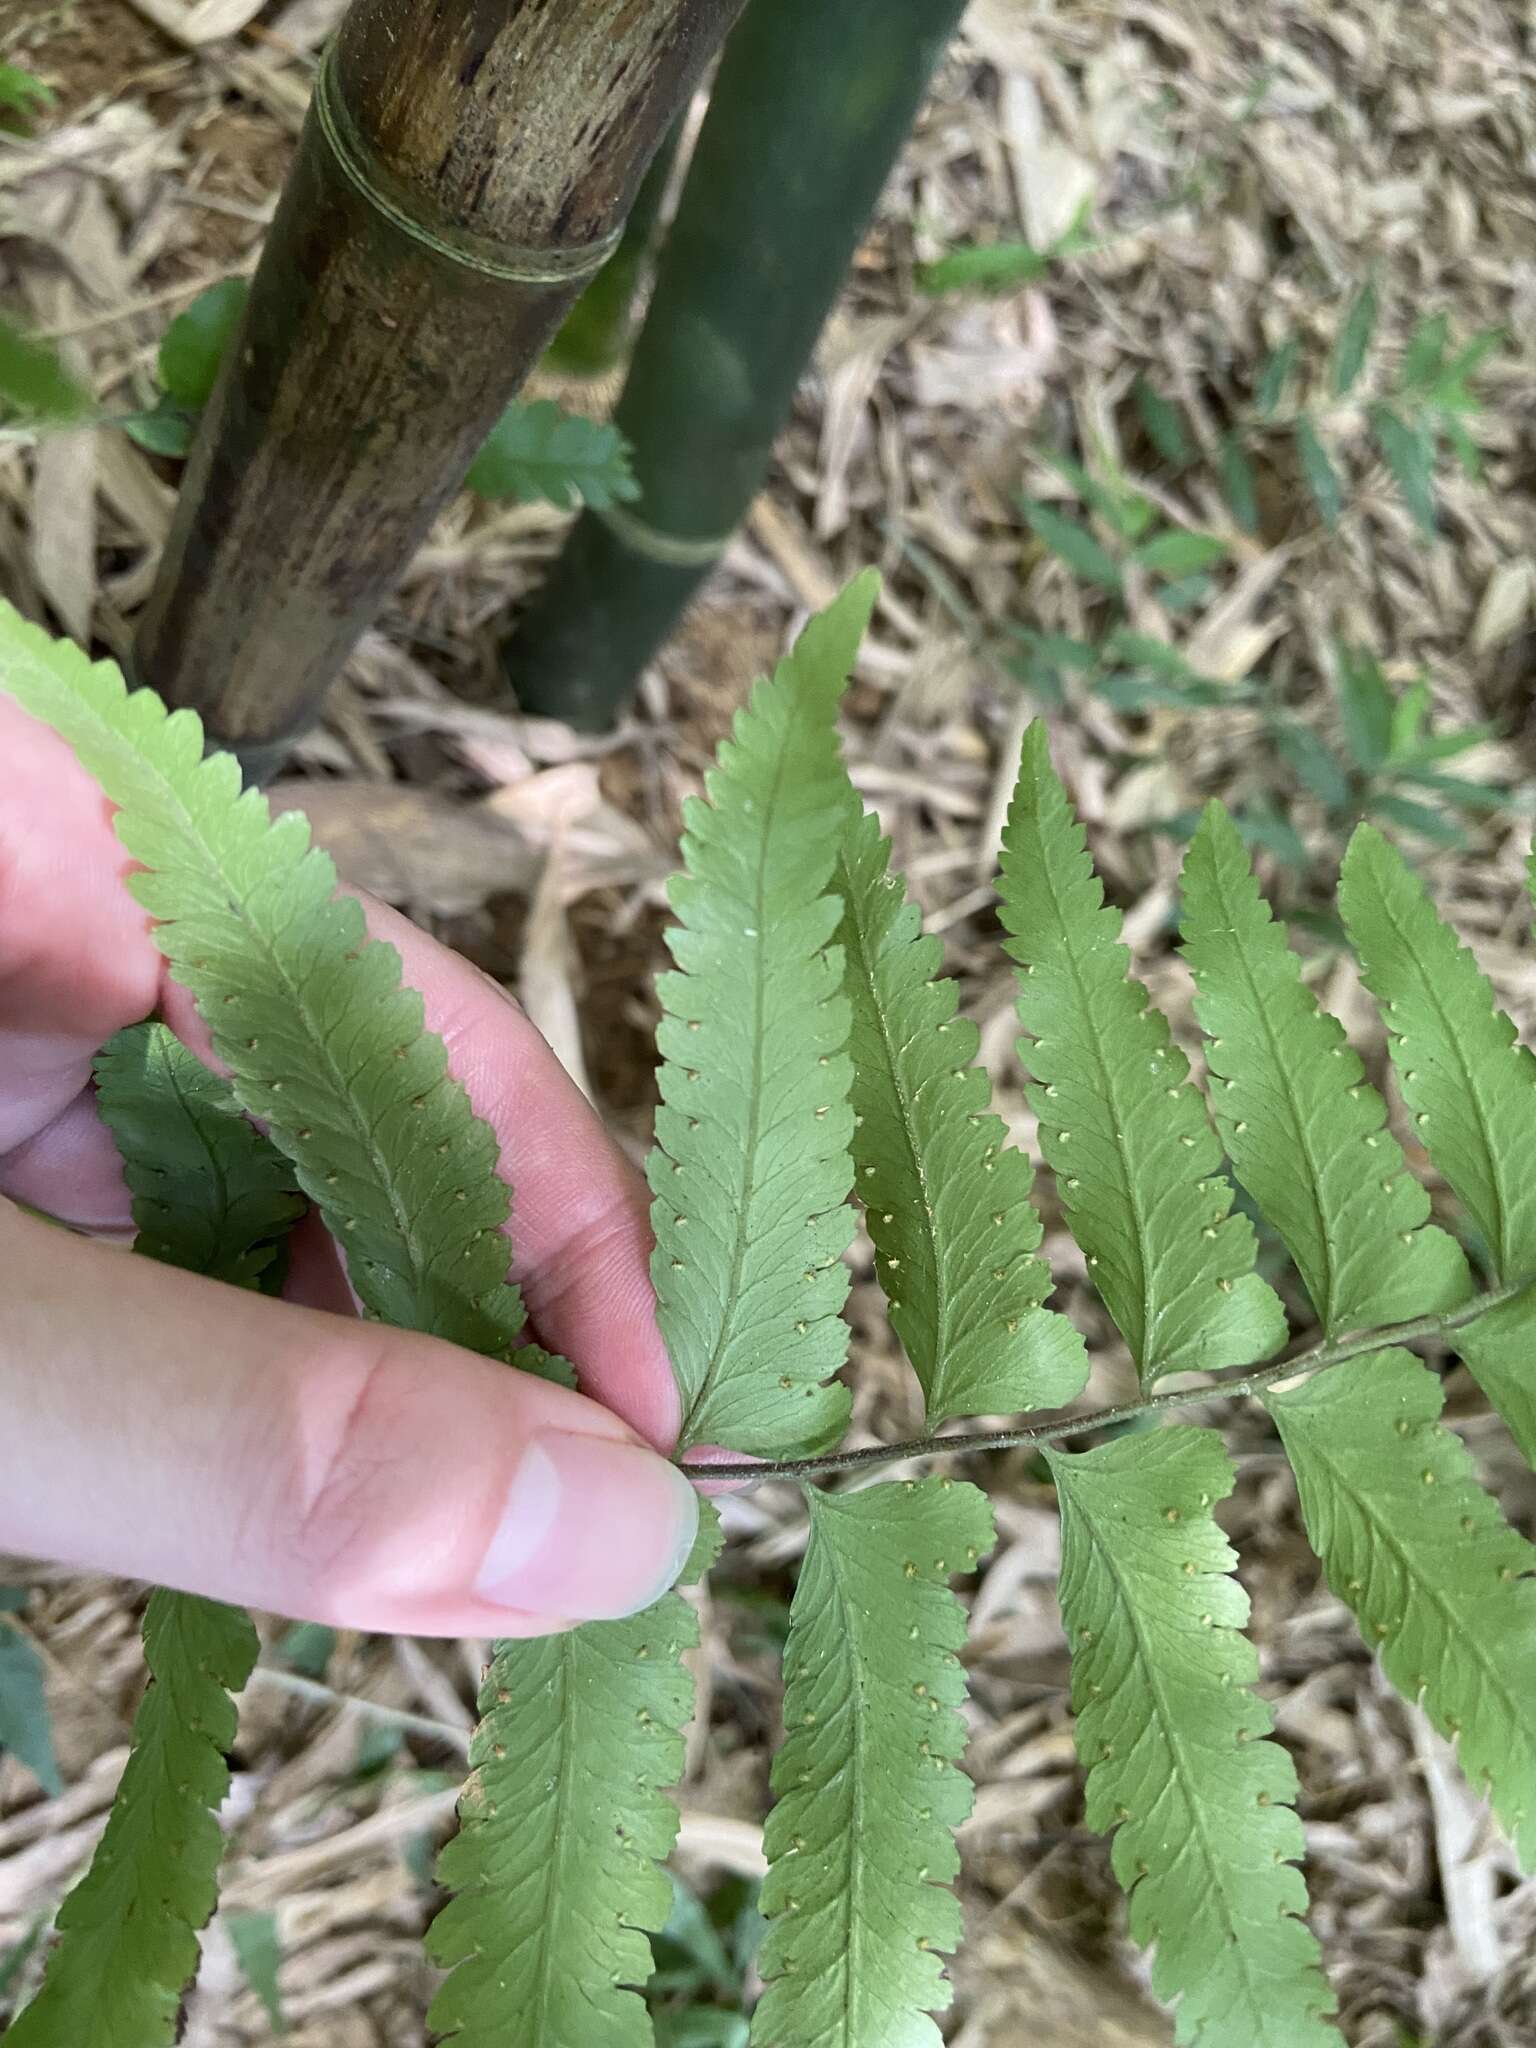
[543,119,686,380]
[504,0,968,729]
[133,0,746,778]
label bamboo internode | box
[134,0,744,776]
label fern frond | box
[836,806,1087,1426]
[1048,1428,1338,2048]
[7,1591,258,2048]
[1179,805,1469,1333]
[466,399,639,511]
[427,1598,697,2047]
[752,1479,994,2048]
[0,602,559,1377]
[1270,1350,1536,1868]
[94,1023,303,1290]
[1339,822,1536,1285]
[998,725,1286,1384]
[650,576,877,1454]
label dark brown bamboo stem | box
[133,0,744,779]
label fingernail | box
[474,1433,699,1621]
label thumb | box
[0,1206,699,1636]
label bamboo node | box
[314,46,621,287]
[593,500,734,568]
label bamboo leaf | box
[1256,338,1300,418]
[1019,498,1124,592]
[1294,418,1344,531]
[224,1912,284,2035]
[650,576,876,1455]
[1133,378,1192,466]
[1331,282,1378,398]
[752,1480,994,2048]
[1050,1428,1339,2047]
[428,1600,698,2048]
[1133,530,1229,577]
[836,805,1087,1426]
[997,725,1286,1384]
[1270,1350,1536,1870]
[1370,405,1438,538]
[1179,804,1470,1334]
[1332,647,1394,773]
[1218,432,1261,535]
[916,240,1053,295]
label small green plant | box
[0,62,52,130]
[915,200,1096,297]
[1148,285,1503,542]
[3,578,1536,2047]
[1153,643,1514,883]
[0,1590,60,1800]
[1009,454,1238,712]
[1,287,638,513]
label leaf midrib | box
[682,718,802,1443]
[1026,830,1157,1374]
[838,845,948,1396]
[527,1635,581,2045]
[1377,891,1518,1282]
[815,1517,870,2045]
[1280,1393,1536,1768]
[1071,1498,1302,2047]
[1208,878,1338,1326]
[130,732,438,1326]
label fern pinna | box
[3,583,1536,2048]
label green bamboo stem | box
[132,0,746,778]
[505,0,968,729]
[543,118,686,379]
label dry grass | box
[3,1,1536,2042]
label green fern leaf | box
[0,602,561,1378]
[1339,823,1536,1455]
[466,398,640,511]
[1270,1350,1536,1868]
[427,1597,697,2047]
[9,1011,305,2043]
[650,575,877,1454]
[1048,1428,1339,2048]
[1339,823,1536,1286]
[752,1479,994,2048]
[1455,1288,1536,1470]
[94,1023,303,1290]
[836,806,1087,1425]
[997,725,1286,1384]
[7,1589,258,2048]
[1179,804,1469,1333]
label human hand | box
[0,702,698,1637]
